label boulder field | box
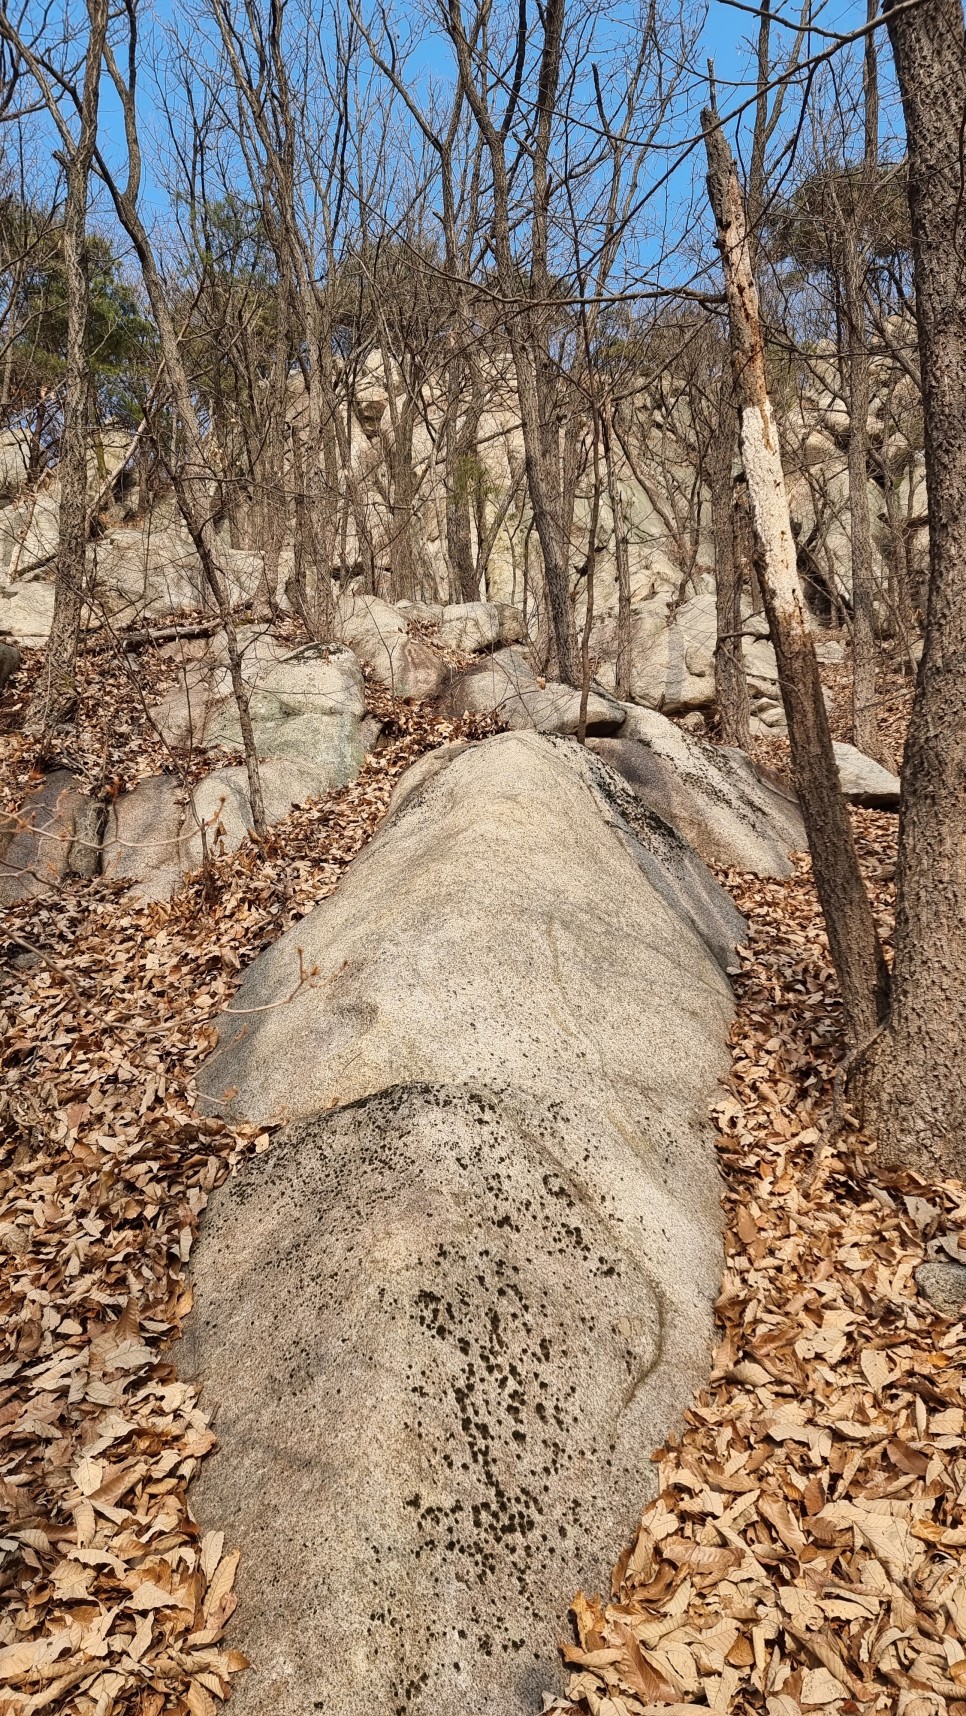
[0,595,897,908]
[179,732,744,1715]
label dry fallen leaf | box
[558,804,966,1716]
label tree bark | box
[602,407,632,703]
[710,370,751,747]
[703,106,889,1048]
[842,224,884,761]
[861,0,966,1174]
[444,365,483,603]
[443,0,578,684]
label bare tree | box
[703,101,890,1050]
[708,360,751,745]
[0,0,109,731]
[437,0,579,680]
[861,0,966,1173]
[93,0,267,834]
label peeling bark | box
[710,372,751,748]
[703,106,889,1048]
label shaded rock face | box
[592,709,806,878]
[592,594,780,719]
[152,633,365,767]
[188,731,737,1715]
[101,757,340,901]
[436,600,527,654]
[0,770,97,905]
[101,636,370,901]
[441,647,625,737]
[101,776,187,903]
[91,530,267,621]
[0,639,20,692]
[0,581,56,644]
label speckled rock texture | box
[187,730,739,1714]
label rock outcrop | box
[441,646,626,736]
[833,741,901,809]
[338,592,447,699]
[0,770,100,905]
[100,633,371,899]
[402,598,528,654]
[592,707,806,877]
[0,580,56,644]
[101,757,342,901]
[184,732,740,1715]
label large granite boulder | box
[100,775,189,903]
[151,634,366,777]
[338,593,446,699]
[0,770,100,904]
[0,580,56,644]
[0,429,30,501]
[185,731,739,1715]
[437,600,527,654]
[834,740,901,808]
[181,759,340,867]
[593,595,785,720]
[398,599,527,655]
[591,592,717,715]
[441,646,625,736]
[101,756,341,901]
[92,526,268,621]
[101,633,371,901]
[592,707,806,876]
[4,489,60,573]
[208,641,365,777]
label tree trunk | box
[577,430,602,744]
[99,157,267,834]
[602,409,632,703]
[442,0,578,684]
[444,361,482,603]
[26,0,108,734]
[861,0,966,1173]
[710,370,751,747]
[842,226,884,762]
[703,106,889,1048]
[259,269,291,615]
[446,467,478,604]
[508,320,578,682]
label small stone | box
[915,1261,966,1316]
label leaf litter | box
[0,663,496,1716]
[553,810,966,1716]
[3,635,963,1716]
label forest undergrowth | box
[2,650,964,1716]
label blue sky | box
[84,0,899,286]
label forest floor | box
[3,639,964,1716]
